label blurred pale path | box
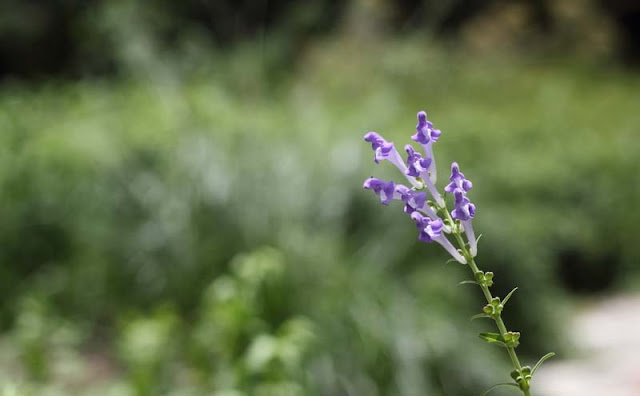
[536,295,640,396]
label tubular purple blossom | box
[463,219,477,257]
[394,184,439,219]
[394,184,422,212]
[445,162,472,193]
[411,111,440,183]
[404,145,432,177]
[364,131,395,164]
[411,111,441,144]
[411,212,466,264]
[363,178,397,205]
[364,132,421,188]
[451,188,478,256]
[405,145,445,207]
[451,189,476,221]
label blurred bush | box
[0,33,639,395]
[1,0,640,80]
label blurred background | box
[0,0,639,395]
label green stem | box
[442,207,530,395]
[467,257,523,371]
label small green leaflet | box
[478,332,507,347]
[502,287,518,306]
[470,313,491,322]
[531,352,556,375]
[480,382,519,396]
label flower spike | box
[361,110,547,396]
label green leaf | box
[479,332,501,341]
[470,313,491,322]
[478,332,507,347]
[459,280,479,286]
[502,287,518,306]
[531,352,556,376]
[480,382,519,396]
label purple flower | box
[405,144,444,207]
[411,111,441,145]
[451,188,478,256]
[410,112,440,183]
[445,162,473,193]
[363,178,397,205]
[364,132,395,164]
[364,132,421,188]
[451,189,476,221]
[394,184,427,214]
[411,212,467,264]
[405,145,432,178]
[411,212,443,242]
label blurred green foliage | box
[0,35,639,395]
[3,0,639,80]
